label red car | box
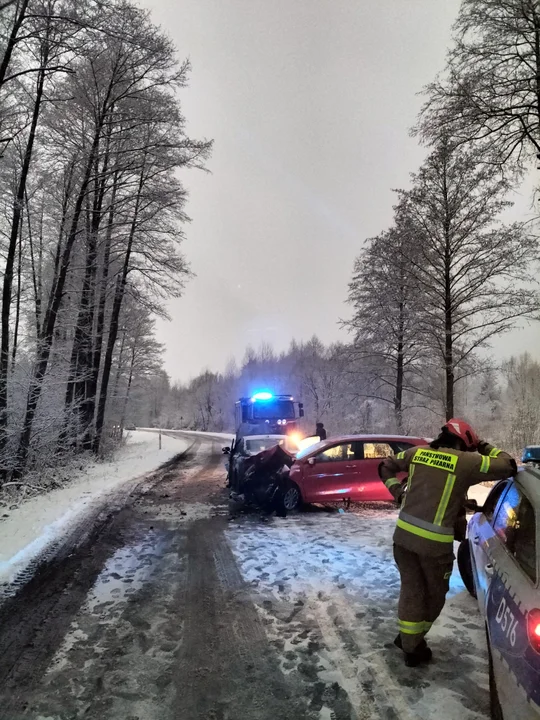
[284,434,428,510]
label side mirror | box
[298,403,304,418]
[464,499,481,513]
[307,457,316,466]
[222,447,230,454]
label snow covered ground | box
[228,505,490,720]
[0,430,190,589]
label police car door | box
[486,483,540,716]
[470,480,512,609]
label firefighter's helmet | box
[443,418,480,451]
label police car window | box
[483,481,510,523]
[493,483,521,545]
[512,495,537,583]
[362,442,393,459]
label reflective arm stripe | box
[489,448,502,458]
[396,517,455,543]
[433,473,456,526]
[480,455,491,473]
[401,464,415,510]
[385,477,402,490]
[396,451,406,460]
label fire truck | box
[234,392,304,438]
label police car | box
[457,468,540,720]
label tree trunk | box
[395,301,404,433]
[0,62,46,459]
[442,149,454,421]
[65,130,112,408]
[11,215,23,367]
[94,162,145,453]
[119,348,136,433]
[83,168,118,445]
[0,0,30,91]
[17,119,109,470]
[26,190,42,339]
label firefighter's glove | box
[377,461,385,479]
[477,440,490,455]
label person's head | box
[430,418,479,452]
[316,422,324,430]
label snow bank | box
[0,430,189,588]
[139,427,234,442]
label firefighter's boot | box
[402,639,432,667]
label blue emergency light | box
[251,392,273,401]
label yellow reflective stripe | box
[385,477,401,490]
[398,620,425,635]
[401,464,415,509]
[423,621,433,632]
[489,448,502,458]
[412,448,458,472]
[480,455,491,473]
[433,473,456,526]
[396,451,406,460]
[396,518,455,543]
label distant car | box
[522,445,540,467]
[457,470,540,720]
[125,424,136,431]
[224,434,299,491]
[286,434,428,510]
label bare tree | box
[345,222,431,431]
[418,0,540,166]
[398,138,539,419]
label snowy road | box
[0,439,490,720]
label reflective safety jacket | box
[380,443,516,557]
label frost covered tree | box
[0,0,211,479]
[500,353,540,453]
[345,221,431,432]
[398,138,538,419]
[419,0,540,166]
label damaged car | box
[223,434,298,515]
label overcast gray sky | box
[141,0,539,383]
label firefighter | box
[379,418,516,667]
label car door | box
[484,484,539,718]
[469,480,512,609]
[353,441,408,501]
[301,442,362,502]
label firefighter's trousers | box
[393,544,454,653]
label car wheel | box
[283,482,302,511]
[487,637,504,720]
[457,539,477,599]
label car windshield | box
[244,437,295,455]
[523,446,540,461]
[252,399,295,420]
[296,439,327,460]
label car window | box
[363,442,393,459]
[493,484,537,583]
[512,495,537,583]
[484,480,510,523]
[392,442,415,452]
[493,483,521,544]
[316,443,354,462]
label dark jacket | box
[380,443,515,556]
